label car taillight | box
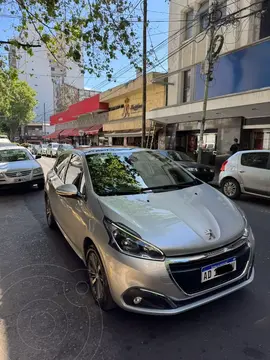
[220,160,228,171]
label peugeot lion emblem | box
[16,172,22,177]
[205,229,215,240]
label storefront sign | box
[131,104,142,112]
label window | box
[260,0,270,39]
[241,152,269,169]
[199,1,209,32]
[65,154,83,186]
[182,70,191,103]
[54,153,70,181]
[185,10,194,40]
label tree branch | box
[0,40,41,47]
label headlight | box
[210,169,215,172]
[33,167,43,175]
[237,206,249,238]
[187,167,198,172]
[104,218,165,261]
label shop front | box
[242,117,270,150]
[101,72,167,149]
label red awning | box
[60,128,75,137]
[46,130,63,139]
[84,124,103,135]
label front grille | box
[6,170,32,178]
[169,242,250,295]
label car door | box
[238,152,270,196]
[47,153,71,228]
[59,154,88,255]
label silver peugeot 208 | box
[45,147,255,315]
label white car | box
[0,146,44,190]
[219,150,270,199]
[0,135,12,147]
[47,143,59,157]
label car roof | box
[235,150,270,155]
[0,145,26,150]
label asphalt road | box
[1,157,270,360]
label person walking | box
[230,138,240,155]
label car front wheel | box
[221,178,241,199]
[45,196,56,228]
[86,245,115,311]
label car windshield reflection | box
[86,150,201,196]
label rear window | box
[241,152,269,169]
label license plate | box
[201,257,236,283]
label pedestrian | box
[230,138,240,155]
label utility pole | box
[43,103,46,139]
[197,1,223,163]
[142,0,147,148]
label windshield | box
[167,151,193,162]
[52,144,59,149]
[0,149,32,162]
[86,150,200,196]
[42,145,47,148]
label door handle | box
[239,170,245,173]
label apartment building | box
[147,0,270,155]
[9,25,93,124]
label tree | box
[0,0,142,79]
[0,68,37,139]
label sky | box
[0,0,170,91]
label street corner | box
[0,263,104,359]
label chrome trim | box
[166,241,252,298]
[166,235,248,264]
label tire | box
[221,178,241,199]
[37,182,45,190]
[45,196,57,229]
[86,245,115,311]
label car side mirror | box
[35,154,41,159]
[56,184,79,198]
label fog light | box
[133,296,142,305]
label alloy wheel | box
[223,181,237,197]
[87,252,104,301]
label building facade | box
[9,25,86,124]
[48,94,108,145]
[147,0,270,156]
[101,72,167,147]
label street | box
[0,157,270,360]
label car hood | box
[98,184,245,257]
[0,160,40,171]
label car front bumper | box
[102,231,255,315]
[0,175,44,189]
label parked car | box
[56,143,74,157]
[47,143,59,157]
[0,146,44,189]
[219,150,270,200]
[39,144,48,156]
[158,149,215,183]
[27,144,38,155]
[45,147,255,315]
[0,135,12,147]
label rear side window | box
[241,152,269,169]
[54,153,70,181]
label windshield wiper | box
[140,180,201,193]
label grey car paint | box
[45,148,255,315]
